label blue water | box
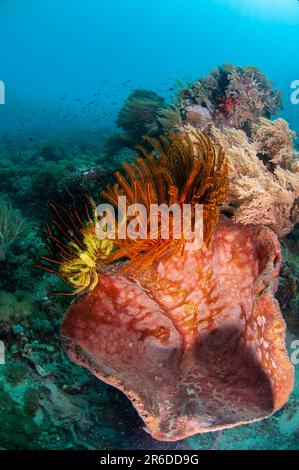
[0,0,299,134]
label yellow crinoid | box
[35,128,228,295]
[59,229,114,295]
[34,195,114,296]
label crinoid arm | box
[33,193,114,297]
[35,129,228,291]
[102,128,229,273]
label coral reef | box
[1,63,299,449]
[179,64,282,132]
[36,130,294,441]
[108,64,283,157]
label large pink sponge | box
[61,216,294,441]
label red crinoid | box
[217,94,241,114]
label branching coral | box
[0,200,27,261]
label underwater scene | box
[0,0,299,452]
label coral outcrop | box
[179,64,282,132]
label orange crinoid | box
[102,128,228,273]
[36,128,228,292]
